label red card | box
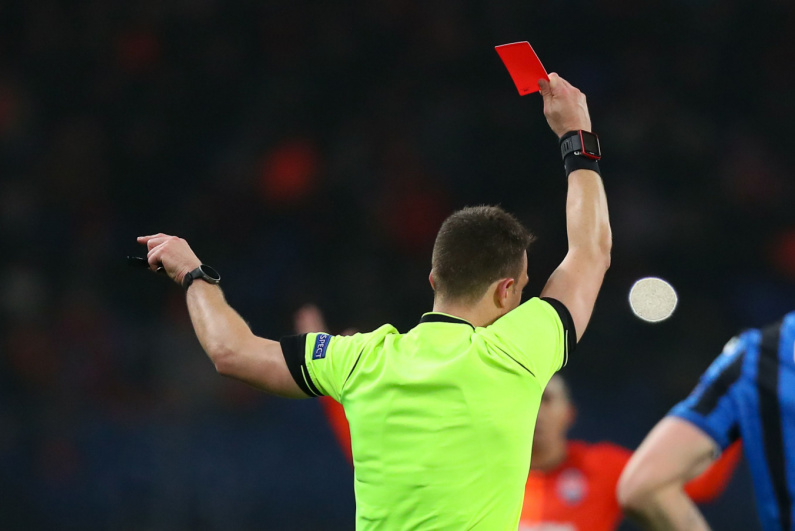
[495,42,549,96]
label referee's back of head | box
[431,205,535,304]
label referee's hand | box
[137,233,202,286]
[538,73,592,138]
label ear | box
[494,277,516,308]
[429,270,435,290]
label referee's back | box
[281,297,574,530]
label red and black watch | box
[559,130,602,161]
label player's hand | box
[136,233,202,286]
[538,73,592,137]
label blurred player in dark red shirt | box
[295,306,741,530]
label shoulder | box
[696,331,753,385]
[324,324,402,366]
[331,324,400,348]
[481,296,570,348]
[488,297,563,327]
[359,323,400,341]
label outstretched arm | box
[617,416,719,530]
[138,234,307,398]
[538,74,612,342]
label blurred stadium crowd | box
[1,0,794,529]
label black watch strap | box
[559,130,602,177]
[559,132,583,159]
[563,155,601,177]
[560,130,601,160]
[183,264,221,290]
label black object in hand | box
[126,256,165,273]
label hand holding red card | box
[495,42,549,95]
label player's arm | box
[537,74,611,342]
[683,441,741,502]
[138,233,308,399]
[617,416,718,530]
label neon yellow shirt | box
[281,297,573,530]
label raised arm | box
[538,74,612,342]
[138,234,307,398]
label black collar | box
[419,313,475,330]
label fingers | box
[558,76,574,90]
[137,233,167,245]
[543,73,578,96]
[538,73,591,137]
[146,241,168,272]
[538,78,552,98]
[134,233,200,285]
[137,233,176,252]
[539,73,579,104]
[135,234,169,273]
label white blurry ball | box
[629,277,678,322]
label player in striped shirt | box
[618,313,795,531]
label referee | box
[137,73,611,530]
[618,312,795,531]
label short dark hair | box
[431,205,534,303]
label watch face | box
[199,264,221,282]
[581,132,600,157]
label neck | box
[432,297,502,328]
[530,439,568,472]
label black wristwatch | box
[559,130,602,177]
[183,264,221,290]
[560,130,602,160]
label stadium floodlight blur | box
[134,72,611,529]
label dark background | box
[2,0,794,529]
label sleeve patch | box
[313,333,332,360]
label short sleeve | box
[481,297,574,386]
[668,336,747,451]
[280,326,396,402]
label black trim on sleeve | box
[279,334,322,398]
[540,297,576,367]
[691,348,745,416]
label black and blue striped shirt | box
[670,312,795,531]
